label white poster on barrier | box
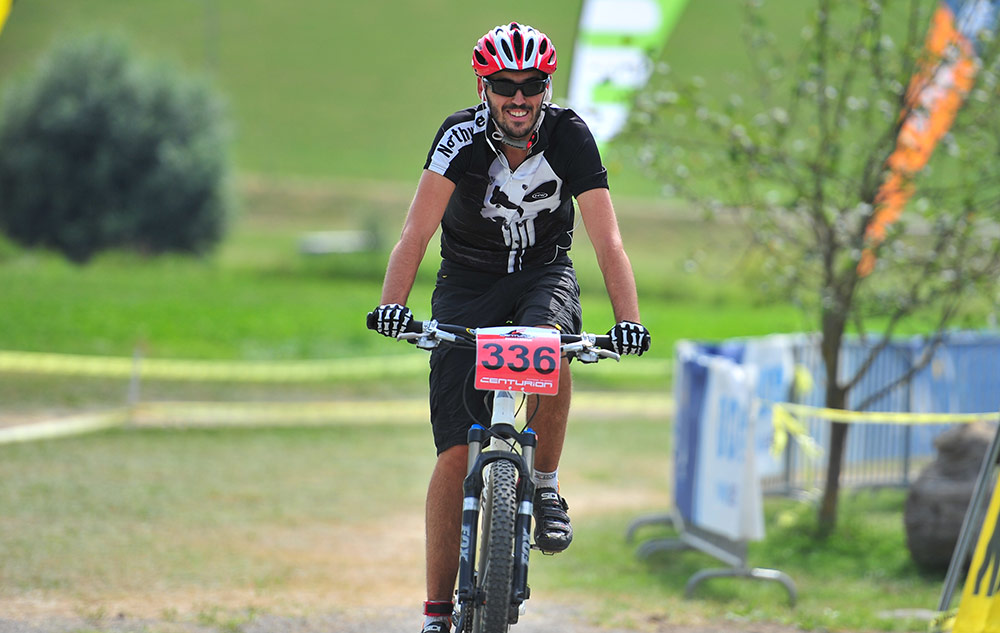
[742,335,797,479]
[692,356,765,541]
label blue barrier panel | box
[673,341,765,540]
[686,330,1000,494]
[673,342,709,524]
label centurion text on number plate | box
[474,327,561,395]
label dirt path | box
[0,400,839,633]
[0,606,814,633]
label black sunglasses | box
[483,76,549,98]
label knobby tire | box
[474,459,518,633]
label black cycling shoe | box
[421,621,450,633]
[532,488,573,553]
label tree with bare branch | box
[621,0,1000,535]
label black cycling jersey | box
[423,103,608,274]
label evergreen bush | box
[0,32,232,263]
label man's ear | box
[544,77,553,102]
[477,76,486,100]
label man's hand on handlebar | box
[368,303,414,338]
[607,321,651,356]
[367,311,647,360]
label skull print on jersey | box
[424,103,608,274]
[481,154,561,272]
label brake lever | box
[564,338,620,363]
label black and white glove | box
[369,303,413,338]
[608,321,651,356]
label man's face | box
[484,69,548,142]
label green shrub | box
[0,32,232,263]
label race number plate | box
[475,327,561,395]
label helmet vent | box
[485,40,497,56]
[500,39,513,62]
[524,39,535,61]
[474,50,488,66]
[512,31,523,60]
[539,40,548,56]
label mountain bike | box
[369,316,619,633]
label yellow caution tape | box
[792,364,815,398]
[773,402,999,425]
[0,350,671,383]
[770,404,823,458]
[768,401,999,461]
[0,350,427,382]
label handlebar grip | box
[560,333,614,350]
[405,319,424,333]
[365,311,376,331]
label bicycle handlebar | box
[366,314,619,363]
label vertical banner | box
[567,0,689,145]
[859,0,1000,276]
[0,0,11,36]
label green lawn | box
[0,1,588,183]
[0,1,817,191]
[0,421,943,632]
[0,179,809,364]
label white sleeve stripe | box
[428,117,485,175]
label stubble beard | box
[488,99,541,141]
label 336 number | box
[480,343,558,374]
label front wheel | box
[474,460,518,633]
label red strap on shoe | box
[423,601,454,617]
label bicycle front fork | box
[455,408,537,619]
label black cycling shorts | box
[427,261,582,454]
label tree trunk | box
[817,310,849,537]
[818,419,848,536]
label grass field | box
[0,176,815,364]
[0,1,813,192]
[0,420,942,633]
[0,1,587,184]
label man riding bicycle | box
[368,22,651,633]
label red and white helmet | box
[472,22,558,77]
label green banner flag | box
[566,0,689,144]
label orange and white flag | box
[859,0,999,277]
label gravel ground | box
[0,605,817,633]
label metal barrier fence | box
[761,331,1000,496]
